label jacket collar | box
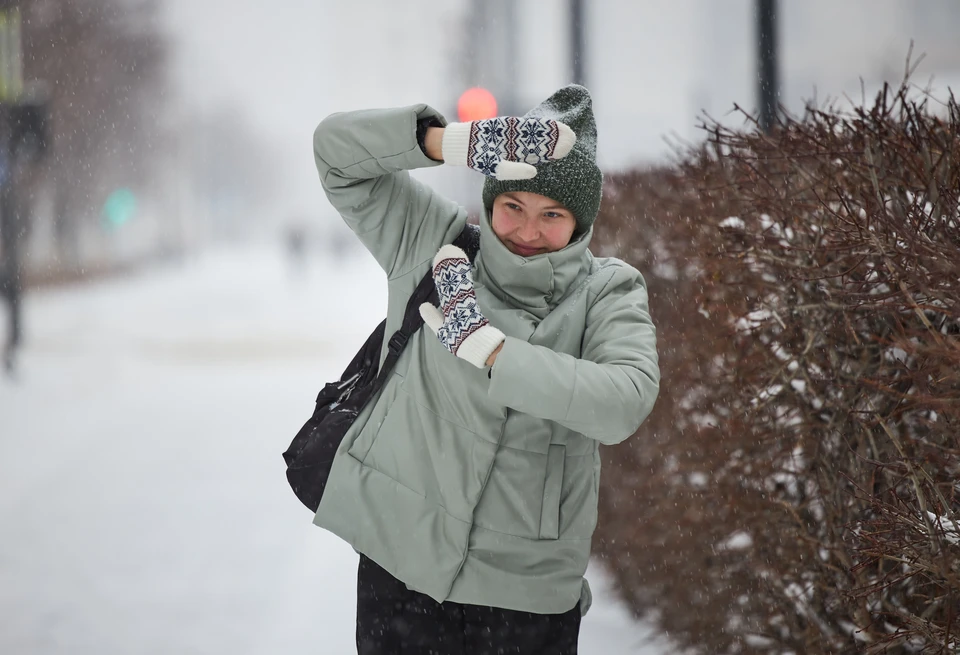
[474,209,593,319]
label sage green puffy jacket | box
[312,104,659,616]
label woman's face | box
[490,191,577,257]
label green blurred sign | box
[0,8,23,102]
[103,188,138,229]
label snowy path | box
[0,244,669,654]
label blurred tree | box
[179,106,283,242]
[18,0,169,262]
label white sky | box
[162,0,470,225]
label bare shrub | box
[593,80,960,654]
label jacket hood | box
[474,208,593,320]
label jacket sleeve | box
[313,104,465,279]
[486,264,660,445]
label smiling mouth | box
[510,242,543,256]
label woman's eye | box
[507,203,521,211]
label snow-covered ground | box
[0,243,672,654]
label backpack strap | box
[371,222,481,388]
[452,221,480,260]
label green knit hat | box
[482,84,603,235]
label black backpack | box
[282,223,481,513]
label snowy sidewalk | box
[0,244,669,654]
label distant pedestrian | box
[311,85,660,654]
[284,222,307,277]
[1,151,33,375]
[1,97,47,376]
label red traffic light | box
[457,87,497,122]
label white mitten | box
[441,116,576,180]
[419,245,505,369]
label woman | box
[312,84,660,654]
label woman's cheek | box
[494,214,515,238]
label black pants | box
[356,554,581,655]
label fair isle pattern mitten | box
[441,117,576,180]
[419,245,505,369]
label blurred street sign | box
[0,7,22,102]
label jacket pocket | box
[346,373,403,463]
[362,387,493,518]
[538,444,565,540]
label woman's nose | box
[516,218,539,242]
